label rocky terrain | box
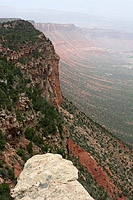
[0,20,132,200]
[61,97,132,200]
[0,20,68,199]
[34,22,133,144]
[0,20,62,106]
[11,153,93,200]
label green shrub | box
[33,135,44,147]
[56,148,66,158]
[0,131,6,150]
[24,127,44,148]
[0,161,3,168]
[0,169,7,179]
[7,167,15,181]
[58,123,64,140]
[24,128,35,140]
[16,110,23,122]
[17,148,28,162]
[41,144,49,153]
[17,148,25,156]
[118,192,122,198]
[39,117,56,136]
[27,142,33,154]
[0,182,11,200]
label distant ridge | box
[0,18,20,23]
[33,22,76,32]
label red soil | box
[68,139,125,200]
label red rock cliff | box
[1,21,62,106]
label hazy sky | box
[0,0,133,22]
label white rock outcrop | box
[11,153,94,200]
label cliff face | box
[0,20,65,189]
[0,20,62,106]
[11,153,94,200]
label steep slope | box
[0,20,68,199]
[34,22,133,144]
[0,20,62,106]
[61,97,133,200]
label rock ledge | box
[11,153,93,200]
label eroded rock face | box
[0,20,62,107]
[11,153,93,200]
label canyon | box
[0,20,132,200]
[33,22,133,144]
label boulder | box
[11,153,93,200]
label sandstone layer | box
[11,153,94,200]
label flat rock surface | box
[11,153,94,200]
